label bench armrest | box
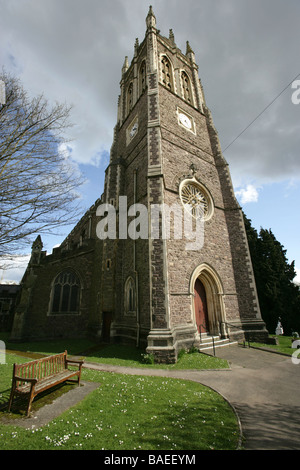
[66,359,84,366]
[14,376,38,384]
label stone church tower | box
[10,7,268,362]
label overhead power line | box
[223,72,300,153]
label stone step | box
[199,335,237,351]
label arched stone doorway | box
[194,278,209,334]
[190,264,226,337]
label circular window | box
[180,179,213,220]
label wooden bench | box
[8,351,84,416]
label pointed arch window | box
[161,55,173,92]
[124,276,136,315]
[139,60,147,96]
[50,271,81,314]
[127,82,133,115]
[181,71,193,104]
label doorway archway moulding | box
[189,263,226,337]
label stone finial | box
[31,235,43,251]
[169,29,175,44]
[186,41,196,64]
[122,56,129,75]
[134,37,139,56]
[148,5,155,16]
[30,235,43,265]
[186,41,194,55]
[190,163,197,176]
[146,5,156,29]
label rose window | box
[180,180,213,220]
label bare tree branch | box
[0,69,86,256]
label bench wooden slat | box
[8,351,84,416]
[16,370,77,394]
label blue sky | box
[239,181,300,270]
[0,0,299,283]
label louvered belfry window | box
[161,56,173,91]
[181,71,192,104]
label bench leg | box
[26,397,33,417]
[8,383,16,412]
[26,385,36,417]
[78,365,82,386]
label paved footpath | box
[194,345,300,450]
[83,345,300,450]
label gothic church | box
[10,7,269,362]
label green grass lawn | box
[250,334,297,356]
[0,332,96,357]
[81,344,229,370]
[0,335,239,450]
[0,333,229,370]
[0,353,239,450]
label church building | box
[10,7,269,362]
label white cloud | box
[294,268,300,286]
[0,255,30,284]
[235,184,259,204]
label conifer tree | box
[244,214,300,334]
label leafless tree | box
[0,70,85,257]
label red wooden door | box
[194,279,209,334]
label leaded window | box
[50,271,80,314]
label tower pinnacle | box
[186,41,194,54]
[186,41,196,64]
[146,5,156,29]
[122,56,129,75]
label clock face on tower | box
[130,122,138,137]
[177,108,195,133]
[126,116,139,145]
[127,117,139,145]
[179,112,192,129]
